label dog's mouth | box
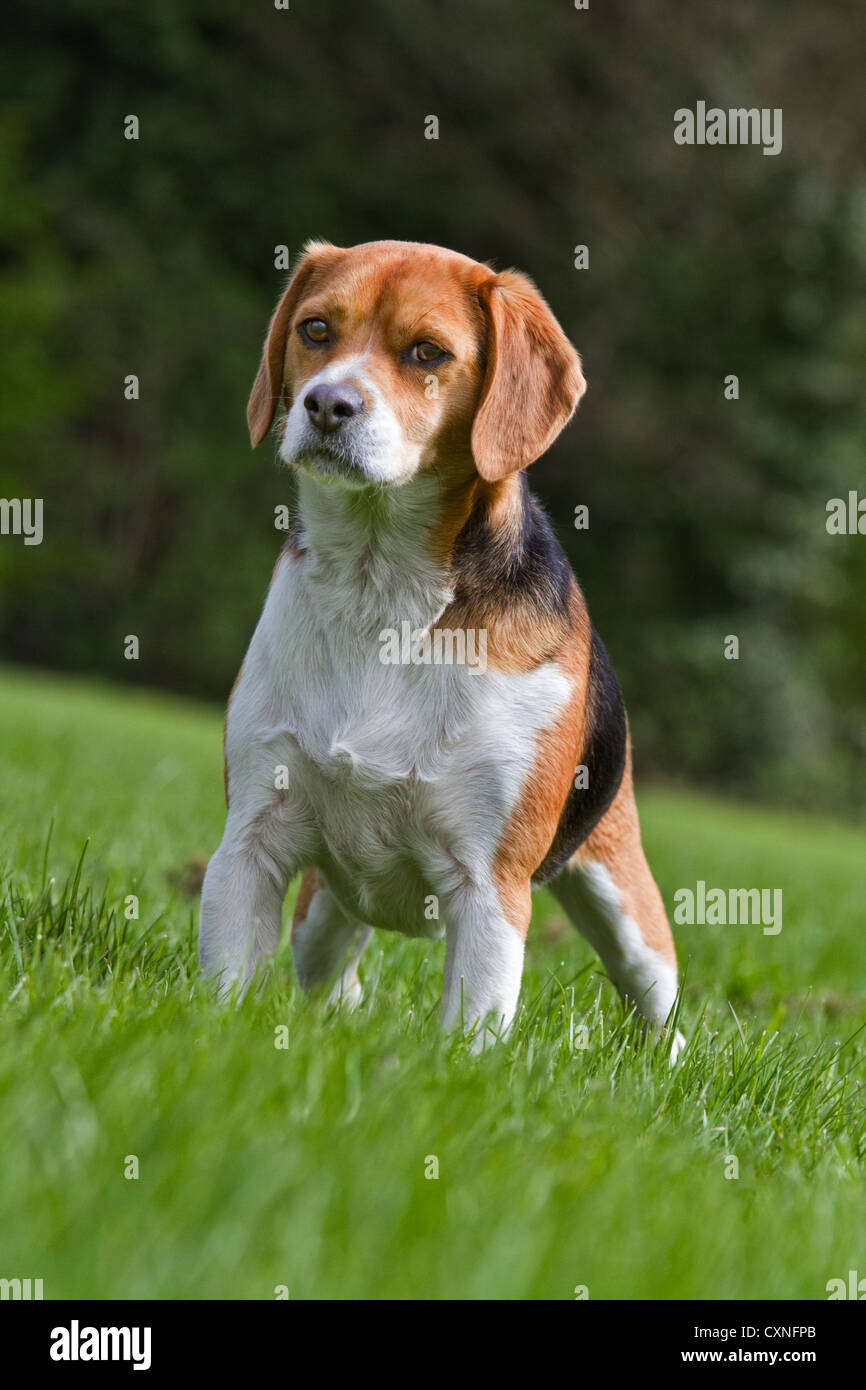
[288,436,373,487]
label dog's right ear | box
[246,241,342,448]
[471,267,585,481]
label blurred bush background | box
[1,0,864,815]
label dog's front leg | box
[199,790,315,999]
[440,879,530,1047]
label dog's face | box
[247,239,586,486]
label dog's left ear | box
[247,240,342,448]
[471,269,586,481]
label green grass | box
[1,665,864,1300]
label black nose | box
[303,383,364,435]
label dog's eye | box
[300,318,330,345]
[410,340,448,364]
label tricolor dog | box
[199,238,684,1056]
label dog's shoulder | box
[441,474,628,879]
[439,473,574,671]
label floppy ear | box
[246,241,341,448]
[471,269,586,481]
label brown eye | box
[300,318,330,344]
[411,340,447,364]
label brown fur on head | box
[246,240,586,486]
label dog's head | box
[247,239,585,487]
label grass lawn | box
[0,665,864,1300]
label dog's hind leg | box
[548,773,684,1060]
[291,870,372,1009]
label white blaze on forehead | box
[279,354,421,484]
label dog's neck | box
[292,466,531,639]
[293,469,460,633]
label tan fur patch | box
[572,751,675,962]
[292,869,323,940]
[492,584,592,930]
[436,479,575,674]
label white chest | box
[227,525,571,931]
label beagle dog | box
[199,238,683,1056]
